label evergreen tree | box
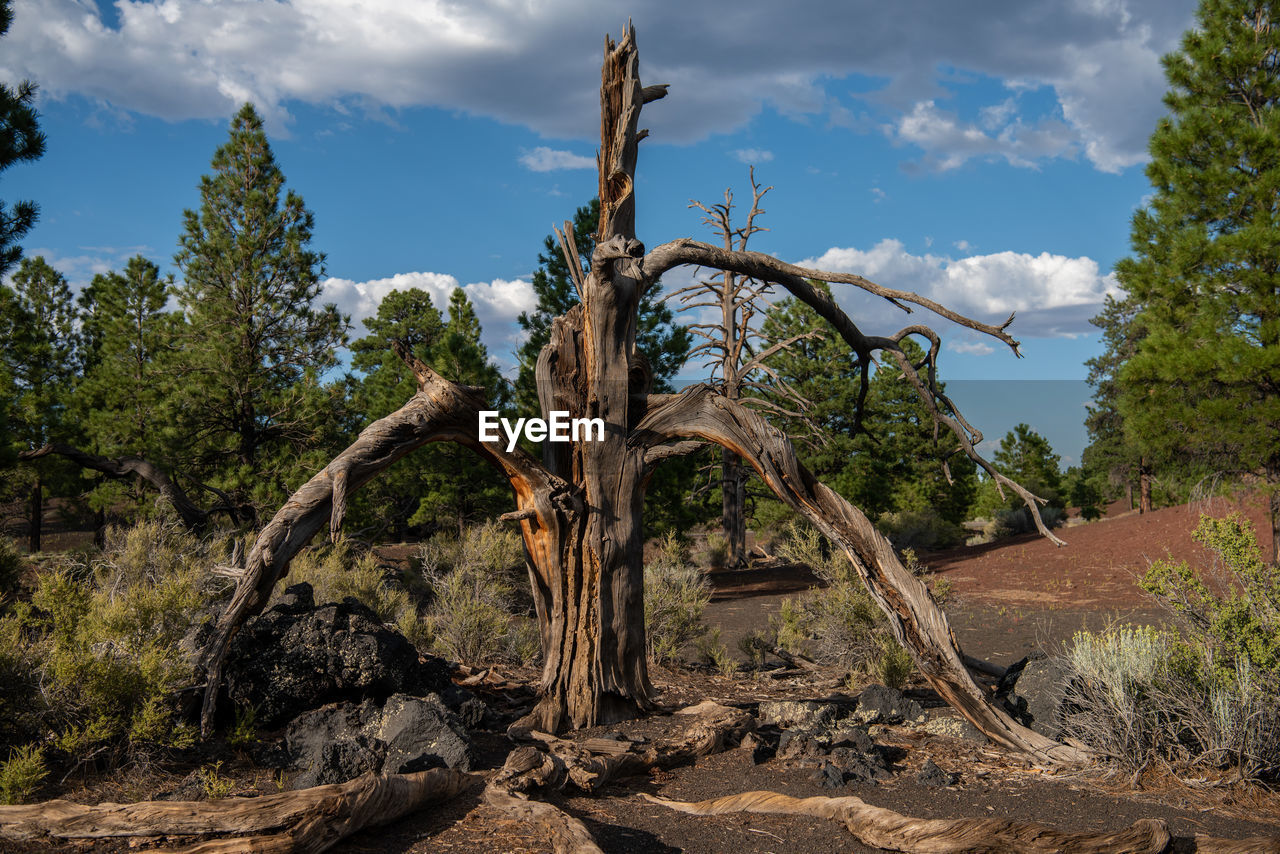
[73,256,183,516]
[173,103,348,517]
[1114,0,1280,559]
[761,293,975,539]
[349,287,511,536]
[0,257,79,549]
[971,423,1064,522]
[515,199,690,415]
[0,0,45,277]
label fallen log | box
[642,790,1173,854]
[483,786,604,854]
[0,768,476,853]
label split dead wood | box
[496,701,754,796]
[483,786,604,854]
[0,768,477,853]
[642,790,1174,854]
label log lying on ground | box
[642,790,1173,854]
[495,701,754,795]
[483,786,605,854]
[0,768,476,854]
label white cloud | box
[949,339,995,356]
[519,146,595,172]
[892,100,1077,171]
[799,239,1120,338]
[322,270,537,369]
[14,245,157,291]
[3,0,1195,170]
[870,186,886,203]
[731,148,774,164]
[953,239,971,251]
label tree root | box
[642,790,1173,854]
[0,768,477,853]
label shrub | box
[0,537,29,603]
[418,521,531,666]
[766,523,913,683]
[876,508,963,551]
[702,531,728,569]
[3,518,230,768]
[1140,513,1280,684]
[644,533,710,665]
[696,627,738,675]
[1058,518,1280,782]
[0,744,46,805]
[283,535,414,625]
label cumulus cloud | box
[892,99,1078,171]
[731,148,774,164]
[3,0,1194,170]
[799,239,1119,338]
[519,147,596,172]
[949,339,995,356]
[322,270,536,368]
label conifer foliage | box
[1114,1,1280,559]
[172,104,348,518]
[0,0,45,277]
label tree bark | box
[1139,457,1153,514]
[0,768,474,853]
[27,473,40,554]
[643,790,1172,854]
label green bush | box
[1140,513,1280,684]
[283,535,414,625]
[1059,517,1280,780]
[767,522,912,683]
[0,537,29,603]
[3,518,229,769]
[418,521,531,666]
[644,533,710,665]
[876,508,963,551]
[0,744,47,805]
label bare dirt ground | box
[6,496,1279,853]
[343,495,1280,853]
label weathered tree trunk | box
[28,473,40,553]
[1139,456,1153,513]
[722,448,746,567]
[198,25,1084,765]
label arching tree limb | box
[197,353,566,736]
[638,239,1066,545]
[633,385,1086,763]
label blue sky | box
[1,0,1199,464]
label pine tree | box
[0,257,79,550]
[349,287,510,536]
[0,0,45,277]
[515,199,690,415]
[73,256,183,517]
[1114,0,1280,559]
[173,103,348,517]
[761,294,975,540]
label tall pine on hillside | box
[174,104,347,519]
[1115,1,1280,560]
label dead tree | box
[674,168,814,567]
[197,25,1076,762]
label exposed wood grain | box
[643,790,1172,854]
[0,769,476,853]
